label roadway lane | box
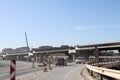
[34,64,86,80]
[0,61,43,80]
[0,61,86,80]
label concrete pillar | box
[38,55,39,63]
[43,55,46,62]
[119,56,120,61]
[5,56,7,60]
[40,55,43,63]
[90,71,93,76]
[48,56,52,70]
[100,75,103,80]
[27,55,30,62]
[34,55,36,63]
[36,55,37,63]
[38,55,41,63]
[17,56,19,61]
[32,55,35,68]
[72,54,75,62]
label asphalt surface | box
[0,60,43,80]
[0,61,86,80]
[33,64,86,80]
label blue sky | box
[0,0,120,51]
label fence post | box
[10,60,16,80]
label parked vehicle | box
[75,57,86,64]
[56,57,67,66]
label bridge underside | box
[3,51,73,63]
[75,50,94,60]
[3,54,28,61]
[99,47,120,51]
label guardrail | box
[86,64,120,80]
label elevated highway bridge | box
[76,42,120,51]
[1,42,120,80]
[0,42,120,62]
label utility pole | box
[25,32,29,52]
[25,32,30,62]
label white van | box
[75,57,86,64]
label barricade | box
[10,60,16,80]
[43,59,48,72]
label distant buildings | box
[1,48,13,53]
[1,47,29,54]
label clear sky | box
[0,0,120,51]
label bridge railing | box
[86,62,120,80]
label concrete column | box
[48,56,52,70]
[72,54,75,62]
[27,55,30,62]
[119,56,120,61]
[90,71,93,76]
[5,56,7,60]
[100,75,103,80]
[42,55,44,62]
[32,55,35,68]
[38,55,40,63]
[36,55,37,63]
[17,56,19,61]
[37,55,39,63]
[40,55,43,63]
